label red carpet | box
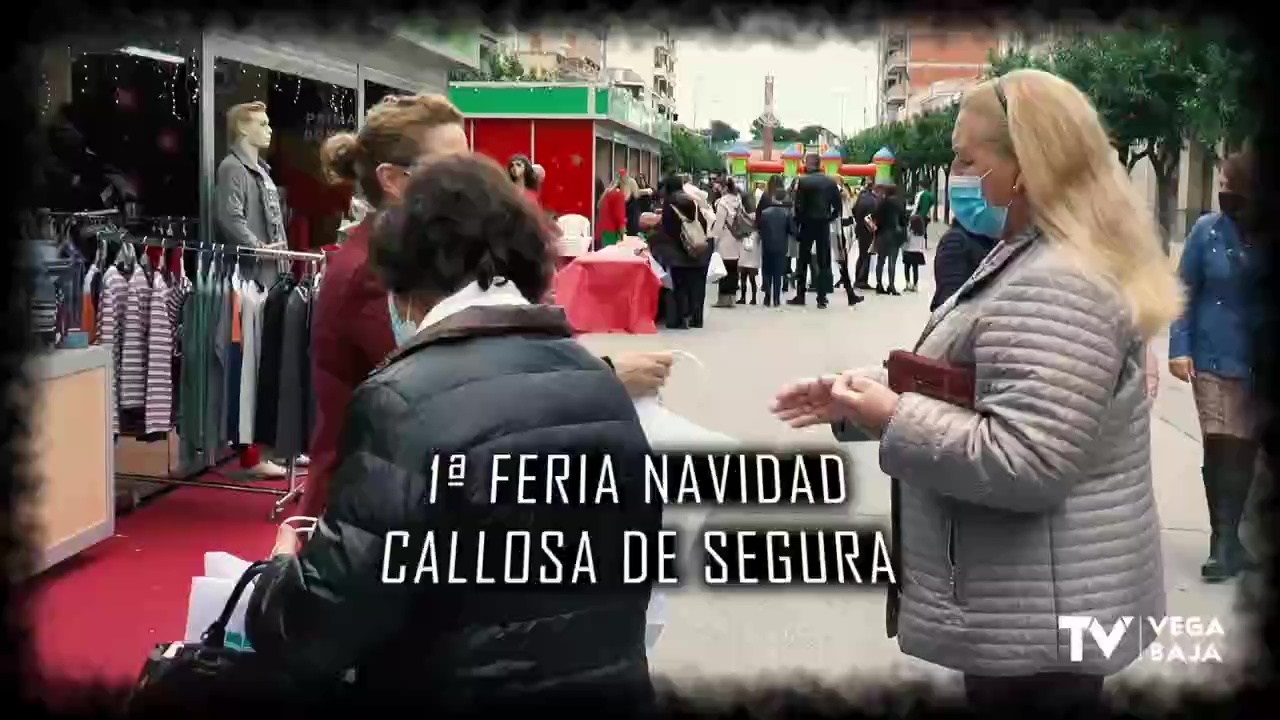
[26,485,281,685]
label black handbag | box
[130,560,282,710]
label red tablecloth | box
[553,254,660,334]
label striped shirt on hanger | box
[98,266,129,435]
[144,273,174,435]
[119,268,151,410]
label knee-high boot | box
[1221,438,1259,575]
[1200,447,1224,580]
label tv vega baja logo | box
[1059,615,1224,664]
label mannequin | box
[214,101,292,479]
[216,101,287,267]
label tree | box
[840,102,958,219]
[797,124,833,145]
[448,49,553,82]
[749,117,801,144]
[665,126,722,175]
[988,27,1253,249]
[708,120,740,144]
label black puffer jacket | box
[649,192,709,268]
[246,304,658,710]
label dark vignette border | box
[1,0,1275,718]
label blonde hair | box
[320,94,464,207]
[226,101,267,143]
[620,175,640,200]
[963,69,1182,339]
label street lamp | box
[832,86,848,139]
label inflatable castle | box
[729,142,897,188]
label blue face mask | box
[387,295,419,347]
[948,172,1008,238]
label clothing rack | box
[38,208,123,218]
[113,236,325,519]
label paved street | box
[577,233,1246,695]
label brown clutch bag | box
[885,350,976,410]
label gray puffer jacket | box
[835,227,1164,677]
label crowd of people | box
[622,157,943,329]
[175,68,1265,715]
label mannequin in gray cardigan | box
[215,100,294,479]
[216,101,287,284]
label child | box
[756,187,795,308]
[902,214,928,292]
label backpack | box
[673,206,709,256]
[729,201,754,240]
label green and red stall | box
[448,82,670,232]
[448,82,672,334]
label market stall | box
[448,82,670,235]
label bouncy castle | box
[732,142,896,188]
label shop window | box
[46,42,200,218]
[364,80,413,113]
[213,58,356,252]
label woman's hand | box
[612,352,674,398]
[829,373,901,433]
[1168,356,1195,383]
[771,375,840,427]
[270,524,300,557]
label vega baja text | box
[381,529,896,585]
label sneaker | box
[247,461,288,479]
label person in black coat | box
[649,175,711,329]
[929,220,998,311]
[789,154,842,308]
[246,154,659,712]
[850,181,878,289]
[870,184,908,295]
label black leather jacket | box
[246,304,658,710]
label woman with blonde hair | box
[772,69,1182,714]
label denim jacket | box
[1168,213,1258,379]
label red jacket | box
[301,218,395,518]
[596,188,627,237]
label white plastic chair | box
[556,214,592,257]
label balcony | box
[606,86,671,143]
[653,47,673,76]
[885,82,907,104]
[556,54,601,81]
[885,49,906,71]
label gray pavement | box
[577,230,1248,694]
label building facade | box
[500,29,605,82]
[603,30,678,120]
[877,23,1006,123]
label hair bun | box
[321,133,361,185]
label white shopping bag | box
[633,396,736,449]
[706,252,727,284]
[184,519,318,650]
[184,575,255,649]
[205,551,253,580]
